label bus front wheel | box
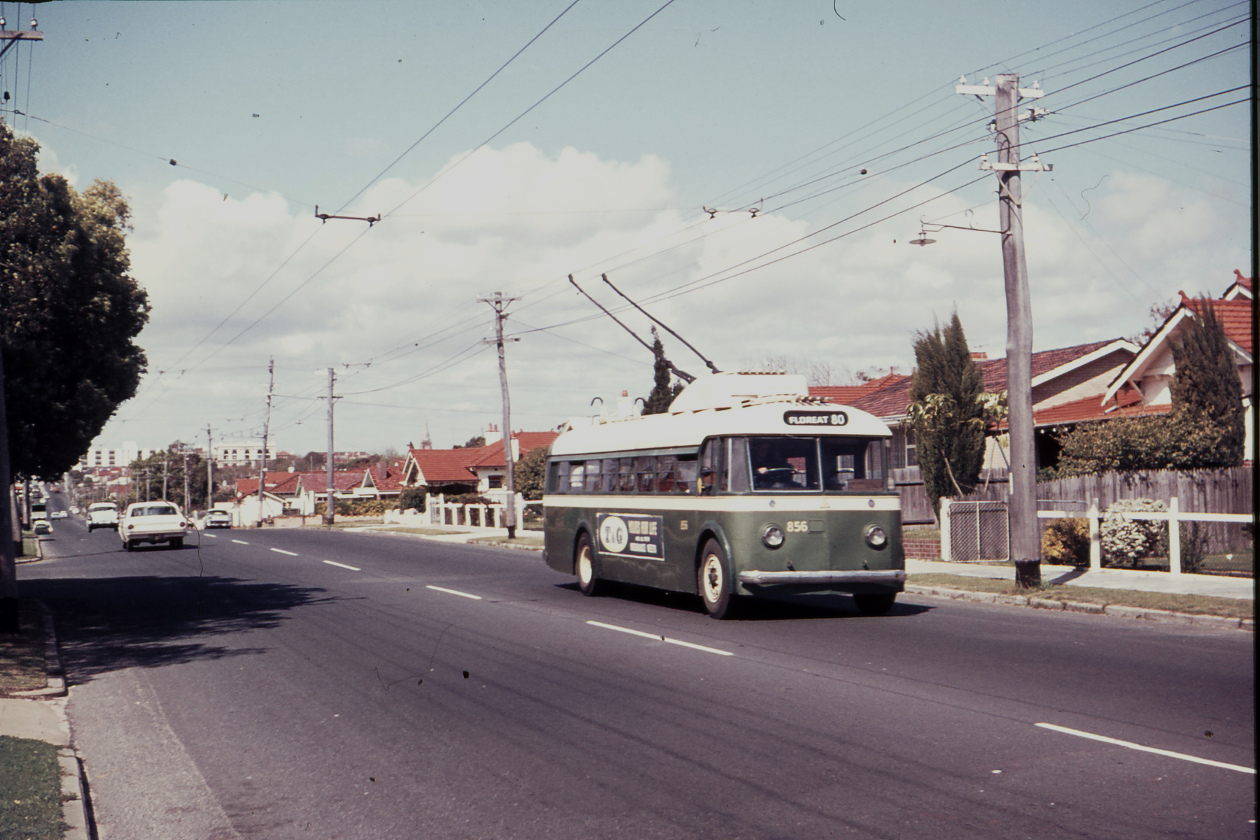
[699,539,737,619]
[575,533,604,597]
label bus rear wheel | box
[575,532,604,597]
[853,592,896,616]
[699,539,737,619]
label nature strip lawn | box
[0,736,64,840]
[909,573,1254,620]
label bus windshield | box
[747,435,888,493]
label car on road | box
[86,502,120,532]
[119,502,190,550]
[33,518,52,535]
[204,509,233,529]
[51,510,67,519]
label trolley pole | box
[957,73,1051,587]
[480,293,521,539]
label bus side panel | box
[542,500,580,575]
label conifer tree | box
[907,312,986,517]
[1168,299,1245,467]
[643,328,684,415]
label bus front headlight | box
[864,524,888,549]
[761,524,785,549]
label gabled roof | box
[236,471,302,498]
[809,372,903,407]
[1103,282,1254,405]
[821,340,1130,422]
[1223,269,1252,300]
[466,431,559,470]
[1032,389,1169,428]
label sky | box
[3,0,1252,458]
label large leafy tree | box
[513,443,549,501]
[906,312,985,517]
[1,124,150,479]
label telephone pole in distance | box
[480,293,521,539]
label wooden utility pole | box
[480,293,520,538]
[957,73,1051,587]
[206,425,214,508]
[257,358,274,527]
[325,367,337,526]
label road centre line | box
[586,620,733,657]
[270,547,299,556]
[425,585,483,601]
[1036,723,1255,774]
[322,560,361,571]
[231,539,249,545]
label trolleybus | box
[542,373,905,618]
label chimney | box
[971,352,988,361]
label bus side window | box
[618,459,635,493]
[553,462,569,494]
[699,440,719,495]
[636,456,656,493]
[675,457,697,494]
[602,459,619,494]
[657,455,676,493]
[568,462,585,493]
[585,460,602,493]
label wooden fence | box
[897,465,1253,556]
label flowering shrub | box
[1041,518,1090,565]
[1100,498,1167,566]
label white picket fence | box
[386,492,526,532]
[942,496,1251,575]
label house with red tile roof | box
[1101,272,1253,461]
[813,339,1140,470]
[401,429,559,501]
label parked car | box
[119,502,190,550]
[86,502,120,532]
[204,509,233,529]
[33,518,52,535]
[51,510,67,520]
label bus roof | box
[551,397,891,458]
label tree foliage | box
[642,328,685,415]
[1,124,149,479]
[906,312,985,516]
[513,444,549,501]
[125,446,210,508]
[1167,299,1245,467]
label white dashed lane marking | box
[1036,723,1255,774]
[231,539,249,545]
[425,585,482,601]
[322,560,361,572]
[586,620,732,656]
[270,548,299,556]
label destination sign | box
[783,410,848,427]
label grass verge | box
[909,573,1254,620]
[0,600,48,695]
[0,735,65,840]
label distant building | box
[78,442,158,470]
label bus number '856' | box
[785,520,808,533]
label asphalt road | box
[24,515,1256,840]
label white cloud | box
[95,144,1249,453]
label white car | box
[120,502,190,550]
[204,509,233,529]
[86,502,120,532]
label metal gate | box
[944,500,1010,562]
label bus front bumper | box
[738,569,906,587]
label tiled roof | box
[809,372,903,406]
[837,340,1129,420]
[466,431,560,469]
[406,449,479,484]
[1180,294,1253,355]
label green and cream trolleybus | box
[542,373,905,618]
